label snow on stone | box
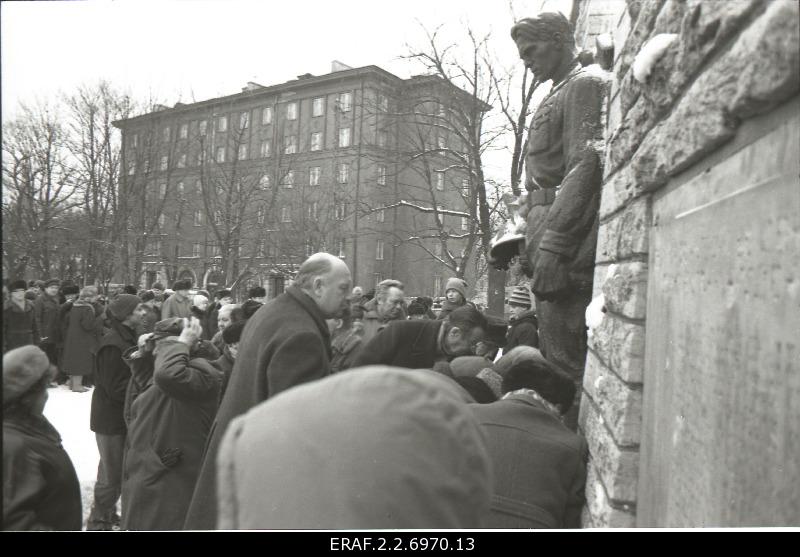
[586,293,607,338]
[632,33,678,83]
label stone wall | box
[578,0,800,527]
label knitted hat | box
[44,279,61,288]
[445,277,467,299]
[172,279,192,291]
[151,282,164,291]
[508,285,532,308]
[108,293,141,321]
[3,346,52,404]
[62,284,80,296]
[9,279,27,292]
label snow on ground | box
[43,384,100,527]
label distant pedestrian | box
[211,320,245,405]
[33,279,61,366]
[185,253,351,530]
[3,346,82,530]
[216,367,492,529]
[247,286,267,304]
[3,280,40,353]
[61,286,104,392]
[161,280,193,320]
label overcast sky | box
[2,0,572,181]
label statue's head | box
[511,12,576,81]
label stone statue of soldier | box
[494,12,609,429]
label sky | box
[2,0,572,182]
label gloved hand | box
[159,447,183,468]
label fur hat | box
[172,279,192,291]
[44,279,61,288]
[215,289,232,300]
[450,356,493,378]
[222,320,246,345]
[3,345,53,404]
[151,317,185,340]
[9,279,27,292]
[407,299,427,316]
[140,290,155,302]
[108,293,141,321]
[248,286,266,299]
[508,285,532,308]
[61,284,80,296]
[444,277,467,299]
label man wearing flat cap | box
[87,294,148,530]
[161,279,193,320]
[508,12,608,429]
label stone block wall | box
[578,0,800,527]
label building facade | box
[114,64,484,299]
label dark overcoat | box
[121,339,221,531]
[61,301,103,376]
[33,294,61,344]
[3,300,40,353]
[2,415,82,531]
[352,319,445,370]
[90,318,136,435]
[183,286,332,530]
[469,394,587,528]
[505,310,539,351]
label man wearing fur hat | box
[3,280,40,353]
[3,346,82,530]
[87,294,148,530]
[161,279,193,320]
[33,279,62,366]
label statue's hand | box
[532,249,571,301]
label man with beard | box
[184,252,351,530]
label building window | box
[238,144,248,160]
[433,275,442,295]
[435,172,444,191]
[335,201,346,221]
[240,111,250,129]
[461,178,470,193]
[376,208,385,223]
[257,240,265,257]
[257,205,266,225]
[177,153,187,168]
[158,213,166,228]
[282,170,294,188]
[377,130,388,148]
[194,210,203,226]
[281,206,291,223]
[160,156,168,171]
[217,116,227,132]
[312,97,325,117]
[284,135,297,154]
[260,139,271,158]
[337,163,349,184]
[375,241,384,260]
[216,147,225,163]
[309,166,321,186]
[194,179,201,194]
[437,134,447,150]
[377,93,388,112]
[259,174,271,188]
[192,243,201,257]
[438,102,446,118]
[338,128,351,148]
[262,106,272,125]
[127,161,135,175]
[179,124,188,139]
[163,127,170,142]
[211,243,221,257]
[158,183,167,198]
[199,120,208,136]
[197,150,206,166]
[130,134,138,148]
[307,202,318,220]
[374,273,383,287]
[433,242,443,257]
[377,164,387,186]
[461,216,470,231]
[286,102,297,120]
[338,92,352,112]
[310,131,322,151]
[336,238,346,258]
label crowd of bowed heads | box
[3,252,587,531]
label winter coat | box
[90,318,136,435]
[122,346,155,429]
[216,367,492,529]
[184,285,332,530]
[505,310,539,351]
[470,394,588,528]
[61,301,104,376]
[352,319,446,370]
[210,346,235,406]
[121,339,222,531]
[358,298,402,347]
[3,300,40,353]
[3,414,82,531]
[330,323,364,373]
[160,294,192,320]
[33,294,60,345]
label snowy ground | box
[43,384,100,528]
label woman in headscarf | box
[3,346,82,530]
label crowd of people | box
[3,253,586,531]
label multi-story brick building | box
[114,62,486,299]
